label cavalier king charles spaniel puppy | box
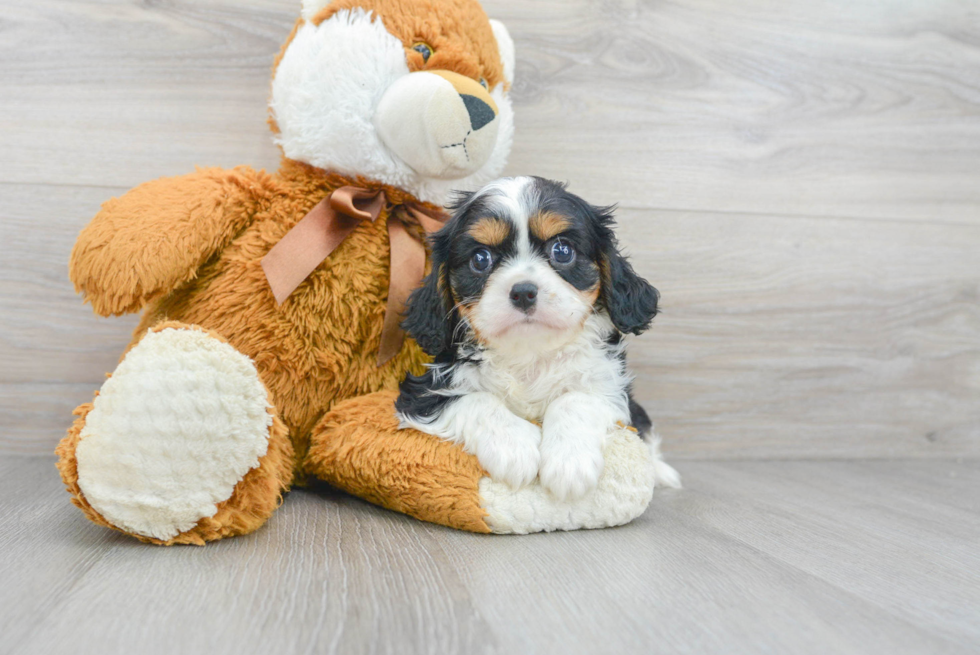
[396,176,679,500]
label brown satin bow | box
[261,186,449,366]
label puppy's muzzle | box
[374,70,500,180]
[510,281,538,313]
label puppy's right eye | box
[470,248,494,273]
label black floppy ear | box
[402,263,452,357]
[403,223,460,357]
[601,245,660,336]
[403,191,475,356]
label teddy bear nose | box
[460,94,495,131]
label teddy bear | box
[56,0,670,545]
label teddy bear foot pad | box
[57,324,295,545]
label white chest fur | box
[451,314,632,423]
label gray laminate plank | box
[661,460,980,648]
[2,457,498,655]
[430,502,968,655]
[0,383,103,455]
[0,456,122,653]
[500,0,980,221]
[1,0,979,220]
[2,456,978,655]
[0,182,138,389]
[3,0,979,457]
[4,182,978,458]
[620,208,980,460]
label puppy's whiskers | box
[450,299,477,344]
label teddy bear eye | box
[412,42,433,63]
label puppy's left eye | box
[470,248,494,273]
[549,239,576,267]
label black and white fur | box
[396,176,679,499]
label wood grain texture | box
[3,2,979,652]
[3,0,979,219]
[3,190,978,457]
[501,0,980,220]
[1,0,978,457]
[621,208,980,458]
[2,455,978,655]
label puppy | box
[396,176,679,500]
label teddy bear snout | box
[461,94,495,131]
[374,70,500,180]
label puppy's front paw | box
[475,419,541,489]
[539,438,605,501]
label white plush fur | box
[271,9,515,206]
[488,19,515,84]
[75,328,272,541]
[374,71,500,179]
[479,428,656,534]
[301,0,330,21]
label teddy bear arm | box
[69,166,270,316]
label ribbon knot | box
[261,185,448,366]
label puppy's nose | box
[460,94,495,131]
[510,282,538,312]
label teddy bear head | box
[270,0,515,205]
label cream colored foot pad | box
[75,327,272,540]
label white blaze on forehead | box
[472,176,536,258]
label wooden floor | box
[1,0,978,652]
[2,456,978,655]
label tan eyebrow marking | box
[529,211,571,241]
[468,217,511,246]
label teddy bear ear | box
[489,19,515,85]
[301,0,331,21]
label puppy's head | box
[403,177,660,357]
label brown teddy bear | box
[56,0,667,544]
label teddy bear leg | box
[55,323,295,545]
[304,392,493,533]
[304,390,664,534]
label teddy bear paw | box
[74,326,273,541]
